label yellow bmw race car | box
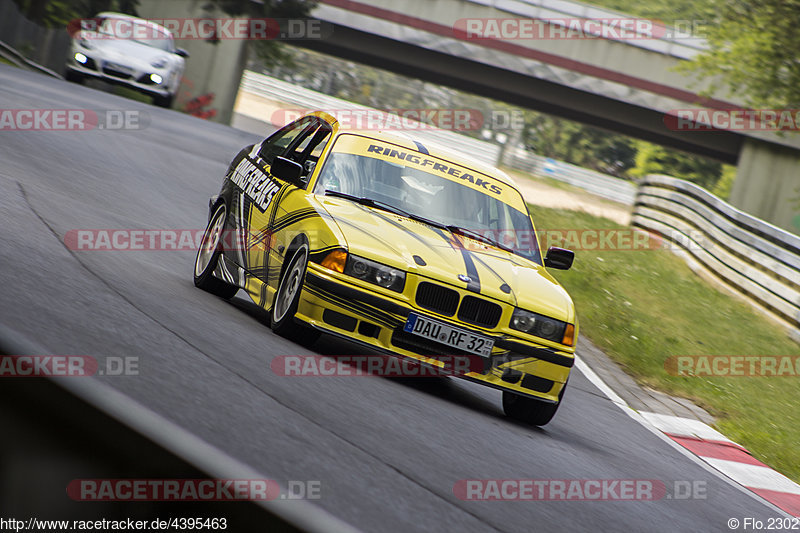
[194,112,578,426]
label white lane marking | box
[573,354,793,517]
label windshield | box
[99,18,174,51]
[314,136,541,263]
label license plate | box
[404,313,494,357]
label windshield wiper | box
[446,225,514,253]
[324,190,514,253]
[324,190,448,229]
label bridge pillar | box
[137,0,247,123]
[729,138,800,235]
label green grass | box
[531,205,800,483]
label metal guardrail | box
[240,71,502,167]
[506,149,637,205]
[632,174,800,335]
[0,325,362,532]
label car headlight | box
[345,254,405,292]
[510,308,573,345]
[78,37,93,49]
[151,58,167,68]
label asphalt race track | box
[0,65,784,532]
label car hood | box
[89,37,173,66]
[316,196,575,323]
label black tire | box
[65,69,84,84]
[271,244,320,344]
[502,381,567,426]
[153,92,174,108]
[194,203,238,299]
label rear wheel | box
[194,203,238,299]
[502,381,567,426]
[271,244,320,344]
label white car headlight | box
[150,58,167,69]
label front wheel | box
[194,203,238,299]
[502,383,566,426]
[271,244,319,344]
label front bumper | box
[296,264,574,403]
[66,51,175,97]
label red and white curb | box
[640,412,800,517]
[574,356,800,517]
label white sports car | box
[65,12,188,108]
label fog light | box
[150,73,163,84]
[74,52,88,64]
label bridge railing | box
[631,174,800,335]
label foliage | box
[628,140,722,189]
[678,0,800,109]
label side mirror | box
[544,246,574,270]
[271,156,304,185]
[175,48,189,58]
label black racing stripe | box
[305,273,408,326]
[366,208,445,251]
[413,140,429,154]
[332,214,405,256]
[308,245,343,264]
[432,228,481,293]
[305,282,403,329]
[470,254,516,305]
[494,339,575,368]
[305,284,401,330]
[272,208,320,233]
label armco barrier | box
[632,174,800,334]
[0,325,361,533]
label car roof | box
[303,112,517,188]
[339,128,517,187]
[95,12,174,36]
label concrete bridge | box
[299,0,800,234]
[137,0,800,233]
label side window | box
[257,119,310,166]
[289,124,332,178]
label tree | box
[204,0,316,68]
[680,0,800,109]
[628,140,722,189]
